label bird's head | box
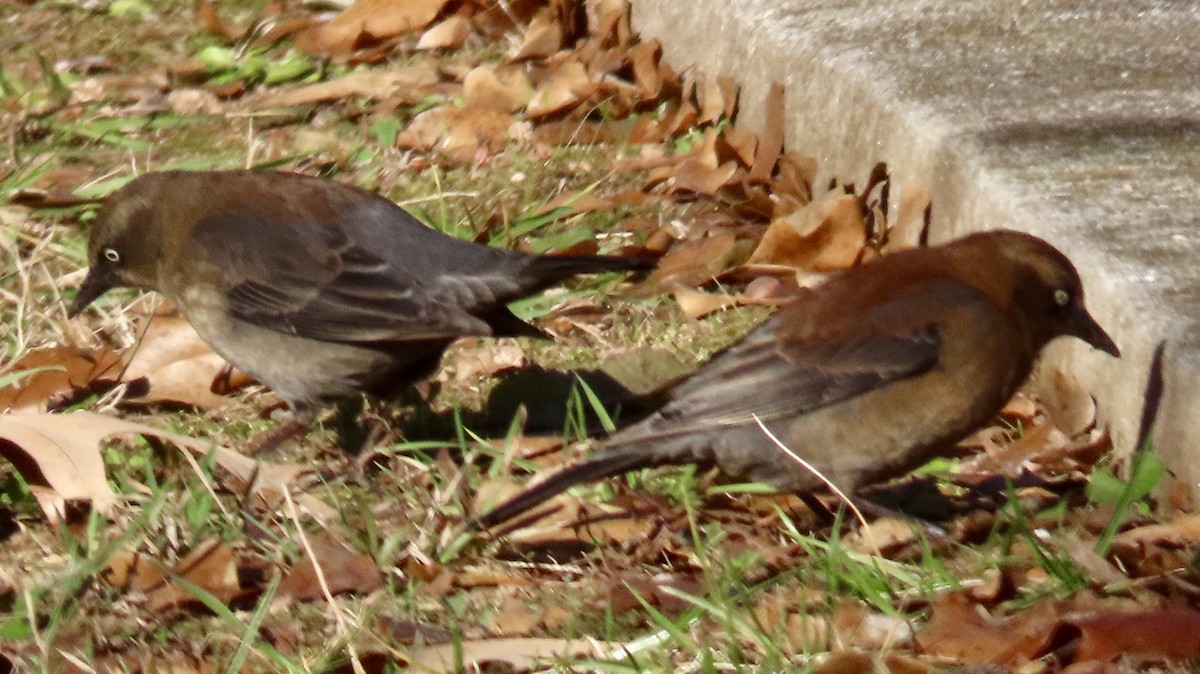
[68,176,170,317]
[980,230,1120,357]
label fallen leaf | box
[918,593,1059,665]
[298,0,450,55]
[279,534,383,600]
[0,346,121,411]
[396,105,518,163]
[252,64,438,108]
[749,81,785,183]
[147,539,241,612]
[1069,608,1200,662]
[416,15,471,50]
[406,638,616,672]
[649,230,742,288]
[628,39,662,98]
[672,285,737,319]
[491,595,542,636]
[463,65,532,112]
[1039,367,1097,437]
[885,183,931,252]
[123,314,249,409]
[526,60,597,118]
[749,194,866,271]
[511,9,562,61]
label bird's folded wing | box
[647,319,941,434]
[190,214,491,342]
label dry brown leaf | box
[628,39,662,98]
[830,600,913,651]
[1115,511,1200,547]
[146,539,241,612]
[279,534,383,600]
[491,595,542,636]
[406,638,616,672]
[750,81,786,183]
[0,412,331,523]
[648,230,741,288]
[1039,367,1097,437]
[672,285,737,320]
[252,64,438,108]
[463,65,532,113]
[1069,608,1200,662]
[886,183,931,252]
[917,593,1059,665]
[719,126,758,168]
[695,75,725,125]
[416,15,471,50]
[512,9,562,61]
[196,1,241,43]
[966,422,1067,476]
[0,345,121,411]
[396,105,518,163]
[0,412,130,520]
[526,60,597,118]
[772,153,819,214]
[123,314,248,409]
[844,517,919,556]
[812,652,943,674]
[298,0,450,55]
[749,194,866,271]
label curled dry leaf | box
[512,9,563,62]
[885,182,931,252]
[297,0,450,55]
[648,230,742,288]
[463,65,532,112]
[1039,366,1097,437]
[917,592,1059,665]
[526,60,598,118]
[627,39,662,98]
[1069,608,1200,662]
[695,75,726,125]
[252,64,439,108]
[123,314,250,409]
[278,533,383,600]
[672,285,737,320]
[416,15,471,50]
[0,345,121,412]
[749,194,866,271]
[405,638,617,673]
[396,105,519,163]
[749,81,786,183]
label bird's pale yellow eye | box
[102,247,121,264]
[1053,289,1070,306]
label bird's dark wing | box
[649,320,942,433]
[188,213,493,342]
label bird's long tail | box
[523,253,656,287]
[468,447,652,530]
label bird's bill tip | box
[1073,309,1120,358]
[67,269,110,318]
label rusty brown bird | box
[472,230,1119,529]
[68,170,651,439]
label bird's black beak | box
[67,268,114,318]
[1071,307,1120,357]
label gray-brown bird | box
[68,170,652,435]
[472,230,1120,529]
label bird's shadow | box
[394,365,663,444]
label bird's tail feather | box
[523,254,656,288]
[468,448,652,530]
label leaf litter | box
[0,0,1191,671]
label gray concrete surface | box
[630,0,1200,485]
